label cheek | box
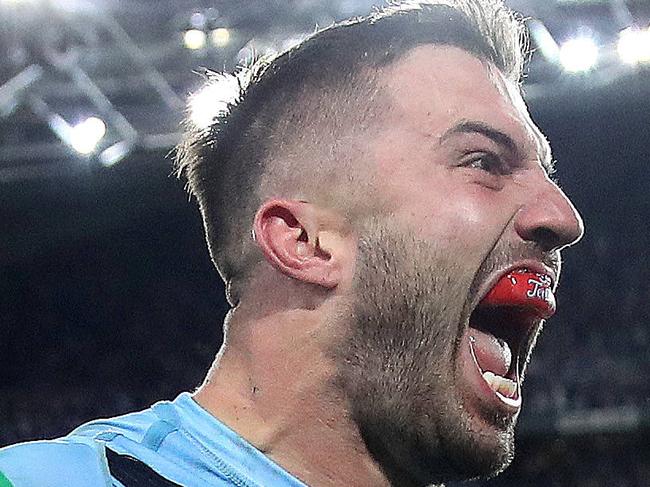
[396,186,506,255]
[372,137,512,253]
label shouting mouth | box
[462,266,556,413]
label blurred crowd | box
[524,229,649,415]
[462,431,650,487]
[1,165,648,485]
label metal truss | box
[0,0,648,181]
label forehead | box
[379,45,550,158]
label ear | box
[252,199,350,289]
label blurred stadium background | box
[0,0,648,485]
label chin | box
[349,384,517,486]
[428,417,515,483]
[425,376,518,481]
[437,417,516,481]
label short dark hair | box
[175,0,528,306]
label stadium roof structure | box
[0,0,648,181]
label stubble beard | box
[329,218,516,486]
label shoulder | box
[0,437,110,487]
[0,405,163,487]
[0,398,201,487]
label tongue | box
[481,269,556,318]
[469,329,512,377]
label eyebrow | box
[440,119,556,175]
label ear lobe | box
[252,200,343,289]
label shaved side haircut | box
[175,0,528,306]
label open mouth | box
[467,267,556,408]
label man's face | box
[330,46,583,484]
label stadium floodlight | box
[617,27,650,65]
[69,117,106,155]
[99,141,132,167]
[190,74,241,129]
[183,29,207,50]
[528,19,560,63]
[559,37,599,73]
[189,12,206,29]
[210,28,231,47]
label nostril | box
[530,227,561,252]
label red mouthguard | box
[481,270,556,319]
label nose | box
[514,177,584,252]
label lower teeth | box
[482,371,517,398]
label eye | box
[462,152,506,175]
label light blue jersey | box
[0,393,307,487]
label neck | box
[193,307,391,487]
